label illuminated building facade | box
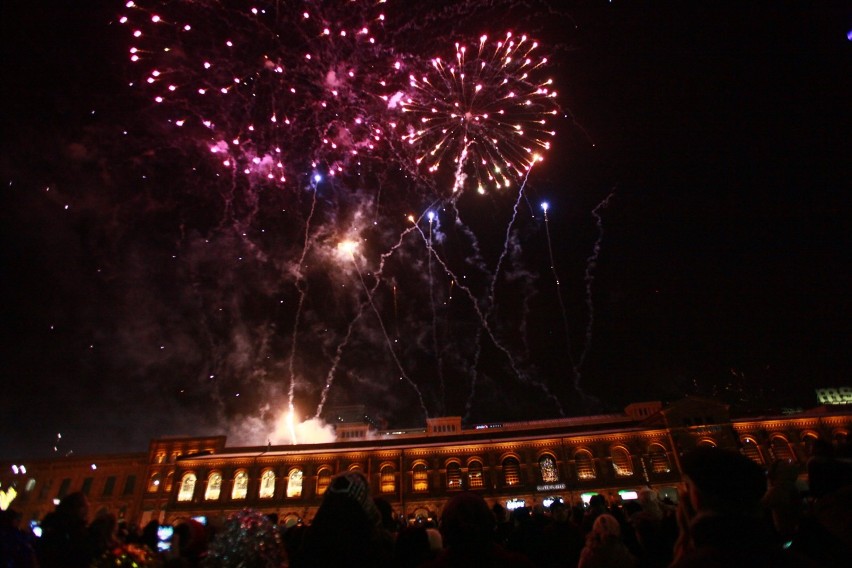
[2,397,849,528]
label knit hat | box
[325,471,383,528]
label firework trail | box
[578,190,615,370]
[314,224,420,418]
[416,224,563,415]
[346,241,430,421]
[426,211,447,413]
[286,182,320,434]
[541,200,580,391]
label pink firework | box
[399,32,559,195]
[119,0,398,187]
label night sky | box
[1,1,849,460]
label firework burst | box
[399,32,559,195]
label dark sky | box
[1,0,850,460]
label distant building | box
[1,397,849,529]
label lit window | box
[147,474,161,492]
[611,448,633,477]
[287,469,303,498]
[380,466,395,494]
[413,463,428,492]
[770,436,796,463]
[231,471,248,500]
[742,438,764,464]
[468,460,484,489]
[447,462,462,489]
[648,444,671,473]
[205,473,221,501]
[259,470,276,499]
[575,451,595,480]
[316,468,332,495]
[503,458,521,486]
[539,455,559,483]
[177,473,196,502]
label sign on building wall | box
[816,387,852,405]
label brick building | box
[2,397,849,529]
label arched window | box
[286,469,303,498]
[539,454,559,483]
[316,468,332,496]
[177,473,196,502]
[259,469,276,499]
[380,465,396,494]
[164,471,174,492]
[698,439,717,448]
[575,450,596,480]
[348,464,362,473]
[468,460,484,489]
[231,470,248,500]
[502,457,521,486]
[770,436,796,463]
[611,447,633,477]
[413,463,428,492]
[648,444,671,473]
[801,433,819,457]
[447,462,462,489]
[204,473,221,501]
[147,474,161,493]
[742,438,764,464]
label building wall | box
[2,399,849,529]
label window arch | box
[502,457,521,486]
[468,460,484,489]
[348,463,363,473]
[648,444,671,473]
[698,438,717,448]
[147,473,161,493]
[177,472,196,502]
[446,461,462,489]
[259,469,276,499]
[413,463,428,492]
[286,469,303,498]
[574,450,596,480]
[380,465,396,494]
[539,454,559,483]
[231,470,248,500]
[741,437,764,464]
[611,447,633,477]
[770,436,796,463]
[204,472,222,501]
[164,471,174,492]
[316,468,332,496]
[801,432,819,457]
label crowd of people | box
[1,443,849,567]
